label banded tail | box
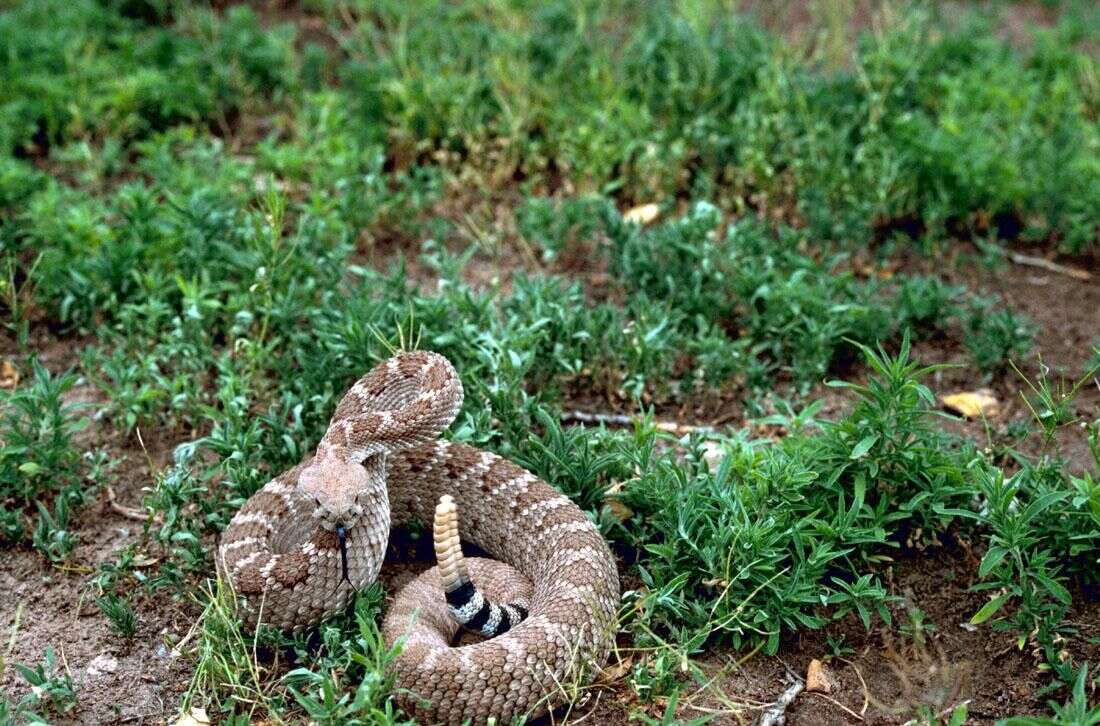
[434,495,528,637]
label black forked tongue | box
[336,524,352,587]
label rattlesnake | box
[217,351,619,723]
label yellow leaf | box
[604,498,634,522]
[623,203,660,226]
[172,708,211,726]
[597,656,634,683]
[131,554,160,568]
[806,658,836,694]
[941,389,1000,419]
[602,479,634,522]
[0,360,18,389]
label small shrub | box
[97,594,138,637]
[0,359,88,554]
[964,297,1036,374]
[13,647,78,717]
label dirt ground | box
[0,419,191,724]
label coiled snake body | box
[218,351,619,723]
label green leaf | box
[849,435,878,460]
[978,546,1009,578]
[970,593,1009,625]
[948,703,968,726]
[1034,573,1071,606]
[18,461,41,476]
[1019,490,1069,527]
[765,629,780,655]
[933,504,984,522]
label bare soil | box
[0,414,193,724]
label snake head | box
[298,452,385,531]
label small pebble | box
[86,653,118,678]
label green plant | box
[824,634,854,659]
[0,359,88,554]
[898,605,936,648]
[283,588,411,725]
[1002,665,1100,725]
[964,297,1036,375]
[1087,340,1100,375]
[13,647,78,717]
[892,276,963,337]
[183,577,286,720]
[938,465,1073,652]
[629,649,683,704]
[0,251,40,347]
[1014,357,1100,444]
[97,594,138,637]
[629,688,712,725]
[32,496,77,562]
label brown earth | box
[0,388,193,724]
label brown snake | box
[218,351,619,723]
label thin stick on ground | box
[758,677,804,726]
[106,485,162,523]
[1,601,23,678]
[560,410,718,435]
[840,657,871,718]
[1004,250,1091,281]
[811,692,865,721]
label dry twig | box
[106,486,162,524]
[811,693,865,721]
[1005,250,1091,281]
[560,410,717,435]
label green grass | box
[0,360,94,560]
[5,646,78,723]
[1,0,1099,722]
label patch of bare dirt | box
[739,0,1065,53]
[538,547,1098,725]
[0,352,193,724]
[0,444,193,724]
[892,244,1100,475]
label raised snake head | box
[297,452,387,532]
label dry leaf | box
[941,389,1000,419]
[604,498,634,522]
[623,203,660,226]
[597,656,634,683]
[855,262,897,280]
[172,708,210,726]
[603,479,634,522]
[806,658,835,694]
[0,360,19,389]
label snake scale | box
[217,351,620,723]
